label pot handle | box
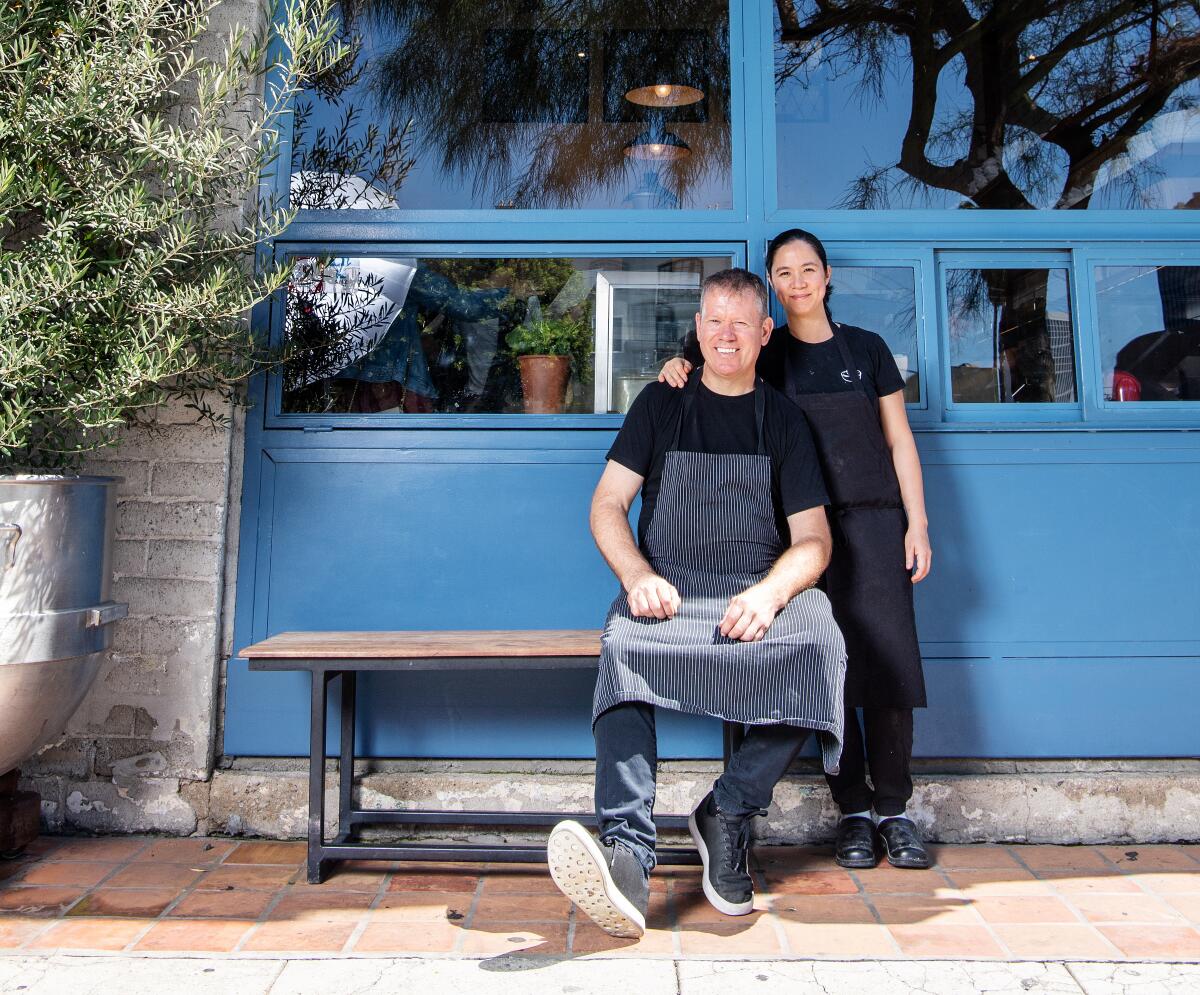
[0,523,20,571]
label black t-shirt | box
[606,378,829,546]
[685,324,906,401]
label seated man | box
[547,268,847,938]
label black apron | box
[784,326,927,709]
[594,373,847,774]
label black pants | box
[824,704,913,818]
[594,701,811,874]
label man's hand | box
[657,357,693,388]
[719,582,785,641]
[626,571,681,619]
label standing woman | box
[659,229,933,869]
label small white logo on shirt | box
[840,369,863,383]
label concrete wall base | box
[31,759,1194,845]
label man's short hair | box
[700,268,769,318]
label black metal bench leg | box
[307,667,332,884]
[338,671,356,842]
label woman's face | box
[769,241,831,320]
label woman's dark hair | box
[765,228,833,319]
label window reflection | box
[946,269,1076,403]
[291,1,732,211]
[829,267,921,403]
[1096,266,1200,401]
[281,256,732,414]
[775,1,1200,210]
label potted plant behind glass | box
[0,0,368,854]
[505,315,593,414]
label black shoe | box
[834,816,879,869]
[688,790,763,916]
[547,820,648,937]
[876,817,932,869]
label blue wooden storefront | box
[225,2,1200,761]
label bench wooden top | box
[240,629,602,660]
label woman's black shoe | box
[876,817,931,869]
[834,816,878,869]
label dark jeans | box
[824,704,914,818]
[594,701,811,874]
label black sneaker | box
[688,790,763,916]
[547,820,649,937]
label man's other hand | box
[626,572,681,619]
[719,583,784,641]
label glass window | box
[945,268,1076,403]
[280,255,732,414]
[1096,265,1200,401]
[829,267,921,403]
[291,1,732,211]
[774,1,1200,210]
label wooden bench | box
[240,630,738,883]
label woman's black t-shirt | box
[606,379,829,547]
[684,324,906,401]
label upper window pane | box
[1096,265,1200,401]
[775,1,1200,210]
[946,268,1076,403]
[281,255,732,414]
[291,2,732,211]
[829,267,920,403]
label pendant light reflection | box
[624,82,704,107]
[623,128,691,161]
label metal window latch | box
[85,602,129,628]
[0,523,20,571]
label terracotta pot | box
[517,354,571,414]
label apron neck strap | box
[672,368,767,456]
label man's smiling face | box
[695,287,773,386]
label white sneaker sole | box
[688,807,754,916]
[547,820,645,938]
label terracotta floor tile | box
[1068,892,1186,923]
[1098,924,1200,959]
[970,896,1076,924]
[760,870,858,895]
[769,894,876,924]
[852,866,948,895]
[1164,894,1200,921]
[225,841,306,865]
[104,862,204,889]
[1040,871,1141,894]
[943,869,1053,896]
[0,886,84,916]
[371,891,475,923]
[289,869,386,894]
[677,917,784,956]
[168,888,277,919]
[1097,846,1200,871]
[386,870,481,893]
[572,924,676,956]
[353,921,461,953]
[0,918,47,948]
[134,839,236,865]
[888,924,1004,958]
[1132,872,1200,894]
[933,846,1022,870]
[29,917,149,951]
[994,924,1115,959]
[472,891,571,922]
[196,864,297,891]
[780,922,897,958]
[866,894,981,925]
[135,918,253,953]
[22,838,63,857]
[755,846,831,875]
[0,862,26,884]
[67,888,178,918]
[479,870,562,894]
[48,838,148,862]
[458,922,568,955]
[242,920,356,952]
[674,893,771,926]
[1014,846,1111,871]
[267,888,374,921]
[18,861,116,888]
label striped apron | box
[593,375,847,774]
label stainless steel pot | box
[0,476,127,775]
